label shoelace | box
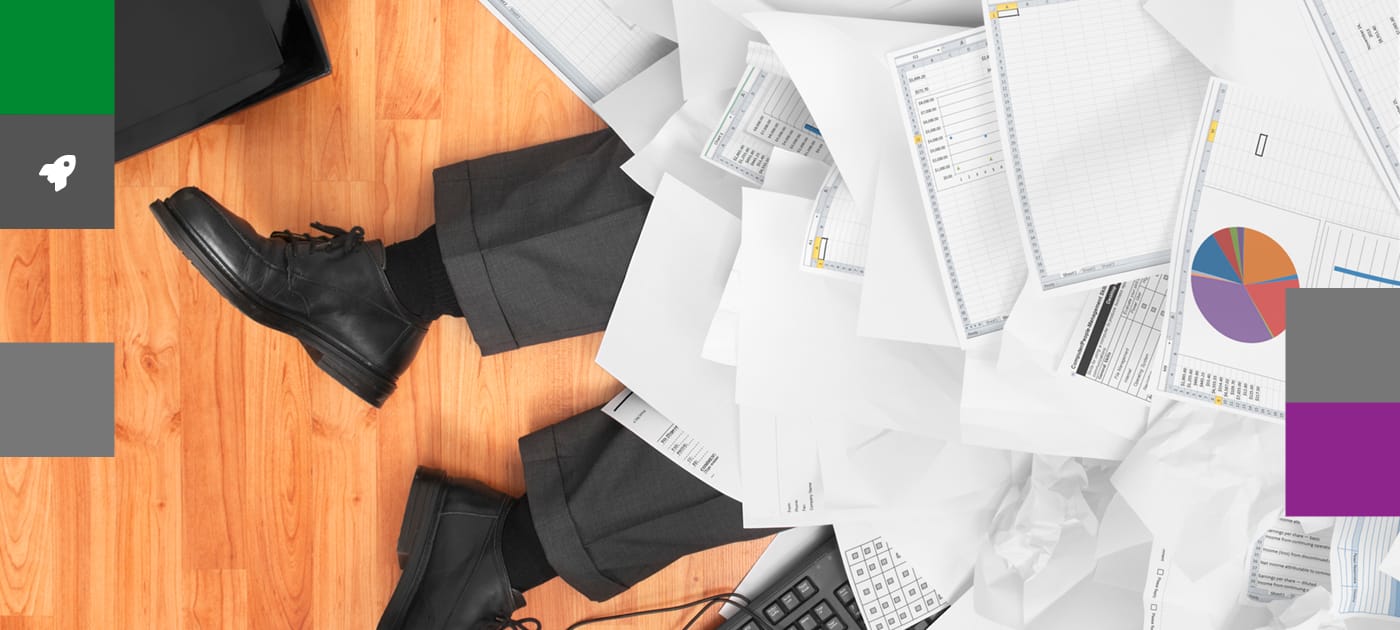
[270,222,366,256]
[484,592,771,630]
[497,616,541,630]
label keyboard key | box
[796,613,820,630]
[779,590,802,612]
[835,583,854,604]
[846,603,862,620]
[794,578,818,601]
[812,600,835,620]
[740,622,760,630]
[764,603,786,623]
[823,618,847,630]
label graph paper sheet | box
[478,0,676,104]
[986,0,1211,293]
[1062,273,1168,403]
[1331,517,1400,619]
[704,43,832,185]
[890,29,1026,343]
[801,168,869,277]
[1303,0,1400,209]
[834,525,948,630]
[1158,79,1400,420]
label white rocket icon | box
[39,155,76,192]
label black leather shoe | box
[380,468,533,630]
[149,187,428,407]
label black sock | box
[500,496,556,592]
[384,225,463,320]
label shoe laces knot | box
[270,222,366,256]
[497,615,541,630]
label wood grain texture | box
[0,1,771,628]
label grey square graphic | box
[0,343,114,456]
[0,115,114,228]
[1287,288,1400,403]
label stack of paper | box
[480,0,1400,627]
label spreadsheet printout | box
[1303,0,1400,208]
[1331,518,1400,619]
[1158,79,1400,420]
[802,168,869,277]
[704,43,832,185]
[834,525,948,630]
[985,0,1212,292]
[1062,274,1168,403]
[478,0,676,104]
[891,29,1026,343]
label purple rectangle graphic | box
[1287,402,1400,516]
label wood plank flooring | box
[0,1,769,627]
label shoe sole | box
[380,468,449,630]
[149,198,397,407]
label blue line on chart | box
[1334,266,1400,287]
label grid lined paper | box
[987,0,1211,291]
[893,30,1026,341]
[481,0,675,103]
[802,169,869,277]
[1305,0,1400,206]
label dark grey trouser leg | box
[433,129,653,355]
[519,407,781,602]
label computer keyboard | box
[718,536,944,630]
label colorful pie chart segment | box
[1190,227,1298,343]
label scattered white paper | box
[1330,518,1400,619]
[702,43,832,185]
[596,174,743,472]
[974,456,1118,628]
[1113,400,1284,581]
[601,389,740,498]
[750,12,966,346]
[622,89,748,213]
[1143,0,1336,112]
[594,49,683,151]
[1382,534,1400,582]
[735,187,965,437]
[674,0,759,101]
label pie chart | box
[1190,227,1298,343]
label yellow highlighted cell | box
[1207,120,1219,143]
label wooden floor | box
[0,1,769,627]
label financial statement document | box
[704,43,832,185]
[891,28,1026,343]
[478,0,675,104]
[985,0,1211,293]
[1303,0,1400,208]
[1062,274,1168,403]
[1159,79,1400,420]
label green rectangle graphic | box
[0,0,114,114]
